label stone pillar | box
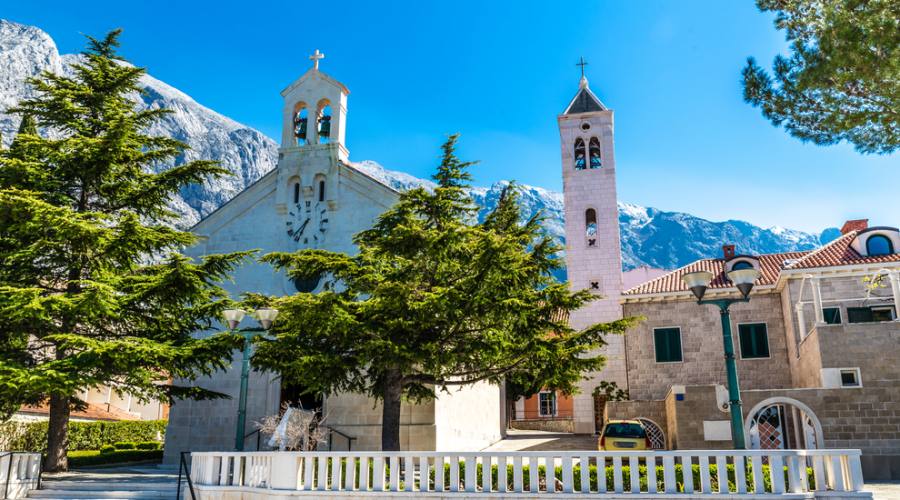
[890,271,900,319]
[270,454,300,490]
[811,278,825,325]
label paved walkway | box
[484,429,597,452]
[867,481,900,499]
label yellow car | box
[599,419,651,451]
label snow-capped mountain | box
[0,19,836,274]
[0,19,276,227]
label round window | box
[581,122,591,131]
[293,274,321,293]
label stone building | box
[163,54,501,462]
[609,221,900,479]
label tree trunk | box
[44,393,70,472]
[380,370,403,451]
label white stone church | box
[163,53,631,459]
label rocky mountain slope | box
[0,19,835,273]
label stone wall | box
[649,384,900,480]
[622,293,793,400]
[816,322,900,382]
[606,399,668,447]
[434,381,502,451]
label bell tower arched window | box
[293,182,301,204]
[574,138,586,170]
[293,104,308,146]
[585,208,597,246]
[318,180,326,202]
[317,101,332,144]
[589,137,602,168]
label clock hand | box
[297,218,310,235]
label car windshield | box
[603,423,646,438]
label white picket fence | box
[0,452,42,499]
[190,449,869,497]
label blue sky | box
[6,1,897,233]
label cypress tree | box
[0,30,245,471]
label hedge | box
[0,420,166,452]
[316,461,815,493]
[68,449,164,468]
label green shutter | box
[822,308,841,325]
[654,328,682,362]
[738,323,769,358]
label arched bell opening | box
[574,138,586,170]
[293,102,309,146]
[317,100,332,144]
[589,137,602,168]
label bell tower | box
[275,50,349,235]
[558,66,625,433]
[279,50,349,159]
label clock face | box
[285,199,329,248]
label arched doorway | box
[744,397,823,450]
[637,417,666,449]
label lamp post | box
[681,267,760,450]
[223,307,279,451]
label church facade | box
[163,56,501,461]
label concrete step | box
[37,482,177,491]
[28,491,174,499]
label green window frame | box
[738,323,770,359]
[653,327,682,363]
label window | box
[574,138,586,170]
[293,107,309,145]
[731,261,754,270]
[585,208,597,239]
[588,137,602,168]
[318,102,332,143]
[866,235,894,256]
[848,306,896,323]
[738,323,770,359]
[653,327,682,363]
[293,182,300,204]
[822,307,842,325]
[538,392,557,416]
[318,180,326,202]
[840,368,861,387]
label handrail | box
[324,426,356,451]
[242,428,262,451]
[176,451,197,500]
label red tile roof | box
[18,402,140,422]
[785,231,900,269]
[625,229,900,297]
[624,251,807,296]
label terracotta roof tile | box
[18,402,140,422]
[786,231,900,269]
[623,251,808,296]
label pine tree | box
[250,134,639,450]
[742,0,899,154]
[0,30,246,471]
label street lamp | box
[681,266,760,449]
[223,307,279,451]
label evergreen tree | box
[251,135,639,450]
[742,0,899,154]
[0,30,245,471]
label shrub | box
[135,442,160,450]
[113,442,136,450]
[99,445,116,454]
[0,420,166,452]
[68,449,163,468]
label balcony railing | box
[0,452,41,499]
[189,449,869,497]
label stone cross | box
[309,49,325,70]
